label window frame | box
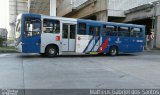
[43,18,60,34]
[24,17,42,38]
[78,22,87,35]
[70,24,76,39]
[89,26,100,36]
[130,27,143,38]
[102,25,118,36]
[118,26,130,37]
[62,24,69,39]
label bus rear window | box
[78,23,87,35]
[131,28,142,38]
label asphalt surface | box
[0,50,160,89]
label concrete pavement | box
[0,51,160,89]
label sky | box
[0,0,9,28]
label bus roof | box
[77,19,145,28]
[20,13,145,28]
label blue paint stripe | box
[90,36,100,52]
[83,36,94,53]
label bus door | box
[62,22,76,51]
[85,25,101,52]
[22,15,41,53]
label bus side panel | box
[127,28,145,53]
[136,27,145,52]
[118,37,131,53]
[22,36,41,53]
[76,35,91,53]
[117,37,144,53]
[102,36,132,54]
[132,37,144,52]
[77,19,103,53]
[109,37,119,52]
[100,36,118,54]
[100,36,110,54]
[41,33,61,53]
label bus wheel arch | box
[109,45,119,56]
[45,44,59,57]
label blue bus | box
[15,13,145,57]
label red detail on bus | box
[99,38,109,53]
[56,36,60,41]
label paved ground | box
[0,50,160,89]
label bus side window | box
[78,23,87,35]
[104,26,117,36]
[118,26,130,37]
[130,28,134,37]
[103,25,112,36]
[131,28,142,38]
[62,24,68,38]
[95,27,100,36]
[103,25,108,36]
[89,26,94,35]
[89,26,100,36]
[70,25,76,39]
[25,17,41,37]
[43,19,60,34]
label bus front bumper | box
[15,42,22,53]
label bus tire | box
[109,46,118,56]
[45,45,58,57]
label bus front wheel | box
[45,46,58,57]
[109,46,118,56]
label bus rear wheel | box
[45,46,58,57]
[109,46,118,56]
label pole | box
[106,0,109,22]
[50,0,57,16]
[152,3,156,49]
[152,1,160,48]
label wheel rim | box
[49,48,55,55]
[111,48,117,55]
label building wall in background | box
[57,0,108,21]
[0,28,8,39]
[108,0,157,17]
[9,0,27,40]
[0,28,8,46]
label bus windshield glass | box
[24,18,41,37]
[15,19,21,39]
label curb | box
[0,50,18,53]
